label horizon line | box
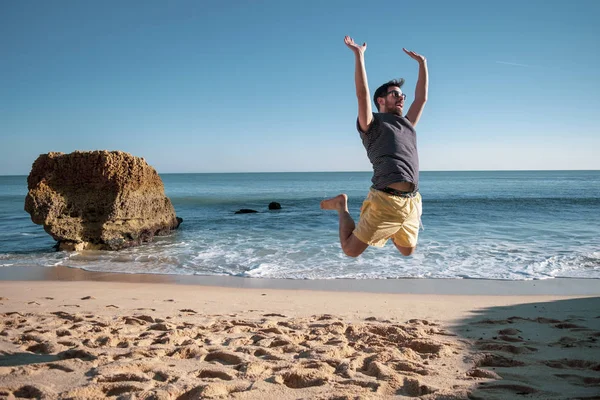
[2,169,599,177]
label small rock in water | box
[235,209,258,214]
[268,202,281,210]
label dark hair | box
[373,78,405,110]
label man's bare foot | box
[320,194,348,212]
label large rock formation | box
[24,151,182,251]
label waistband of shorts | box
[372,186,419,198]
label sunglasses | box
[386,90,406,100]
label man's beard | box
[385,103,403,116]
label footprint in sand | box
[124,317,147,326]
[359,357,399,381]
[301,360,336,373]
[477,342,538,355]
[26,342,61,354]
[4,312,23,316]
[552,335,599,348]
[554,322,587,329]
[476,383,538,396]
[204,350,247,365]
[498,328,521,335]
[315,314,337,321]
[51,311,84,322]
[392,360,430,376]
[148,322,173,331]
[474,353,525,367]
[497,335,524,343]
[177,382,252,399]
[151,370,176,383]
[273,370,328,389]
[152,331,186,345]
[12,385,47,399]
[57,340,79,347]
[408,319,437,326]
[135,315,156,323]
[554,373,600,386]
[46,363,75,373]
[198,368,236,381]
[466,368,502,379]
[397,377,436,397]
[259,326,286,335]
[253,348,285,361]
[533,317,561,324]
[113,348,165,360]
[543,359,600,371]
[100,382,145,397]
[269,338,294,348]
[406,339,447,355]
[58,348,97,361]
[229,320,259,328]
[338,378,381,392]
[168,345,207,360]
[96,372,151,383]
[474,318,510,325]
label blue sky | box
[1,0,599,175]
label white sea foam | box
[1,239,598,280]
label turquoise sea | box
[1,171,599,280]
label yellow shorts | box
[353,189,422,248]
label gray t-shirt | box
[357,113,419,191]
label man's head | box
[373,78,406,115]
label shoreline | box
[0,265,598,296]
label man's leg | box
[320,194,368,257]
[392,240,416,256]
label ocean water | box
[1,171,599,280]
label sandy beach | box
[0,267,599,399]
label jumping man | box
[321,36,429,257]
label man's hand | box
[403,48,426,64]
[345,36,367,56]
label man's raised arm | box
[344,36,373,133]
[403,48,428,127]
